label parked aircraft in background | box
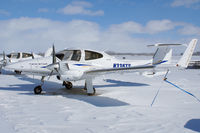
[0,47,53,74]
[0,52,40,74]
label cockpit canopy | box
[7,53,33,59]
[55,50,103,61]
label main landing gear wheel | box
[14,70,22,75]
[87,88,96,96]
[63,81,73,89]
[34,85,42,94]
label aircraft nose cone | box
[5,64,15,70]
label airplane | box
[5,39,197,95]
[176,39,198,68]
[0,47,53,74]
[0,52,41,74]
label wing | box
[85,65,155,76]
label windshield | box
[10,53,20,59]
[56,50,81,61]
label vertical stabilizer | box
[176,39,198,68]
[44,47,53,57]
[152,47,171,65]
[163,48,172,64]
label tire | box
[34,85,42,94]
[14,70,22,75]
[87,88,96,96]
[63,81,73,89]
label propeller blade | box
[52,45,56,64]
[47,70,54,80]
[3,51,6,60]
[2,51,7,66]
[31,52,34,59]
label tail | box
[44,47,53,57]
[162,48,172,64]
[176,39,197,68]
[148,43,180,65]
[152,46,172,65]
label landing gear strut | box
[34,76,45,95]
[85,77,96,96]
[87,87,96,96]
[63,81,73,89]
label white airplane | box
[5,39,196,95]
[5,45,175,95]
[0,47,53,74]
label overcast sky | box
[0,0,200,53]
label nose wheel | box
[63,81,73,89]
[34,76,45,95]
[34,85,42,94]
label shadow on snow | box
[96,79,149,88]
[0,75,148,107]
[184,119,200,132]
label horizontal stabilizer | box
[148,43,182,47]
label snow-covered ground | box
[0,56,200,133]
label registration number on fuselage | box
[113,63,131,68]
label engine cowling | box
[60,70,84,81]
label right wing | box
[85,65,155,76]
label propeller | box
[0,51,7,74]
[46,45,70,80]
[52,45,56,64]
[46,45,59,80]
[2,51,7,66]
[31,52,34,59]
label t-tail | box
[176,39,198,68]
[152,46,172,65]
[148,42,181,65]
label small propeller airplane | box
[5,39,197,95]
[0,47,53,74]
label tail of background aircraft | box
[176,39,198,68]
[44,47,53,57]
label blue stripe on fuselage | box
[74,64,91,66]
